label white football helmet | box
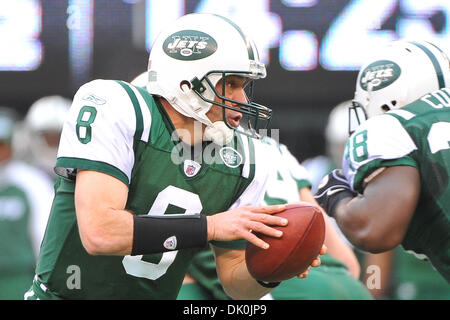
[351,39,450,131]
[146,13,271,145]
[24,95,71,175]
[325,100,352,166]
[131,72,148,88]
[0,107,18,144]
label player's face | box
[207,75,249,127]
[42,130,62,149]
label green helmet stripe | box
[213,14,255,60]
[410,41,446,89]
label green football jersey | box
[390,246,450,300]
[32,79,270,299]
[343,88,450,282]
[0,174,33,274]
[0,161,53,300]
[0,161,53,273]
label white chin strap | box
[149,80,235,145]
[204,121,234,146]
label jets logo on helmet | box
[146,13,271,146]
[163,30,217,60]
[350,40,450,133]
[360,60,401,91]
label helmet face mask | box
[348,100,368,135]
[350,40,450,133]
[146,13,272,144]
[191,70,272,137]
[23,95,71,174]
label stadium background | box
[1,0,449,162]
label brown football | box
[245,202,325,282]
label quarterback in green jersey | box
[315,40,450,283]
[25,13,320,300]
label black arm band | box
[326,190,357,218]
[131,214,207,255]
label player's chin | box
[226,113,242,128]
[227,117,240,128]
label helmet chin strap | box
[204,121,234,146]
[178,83,235,145]
[154,81,235,145]
[365,81,381,118]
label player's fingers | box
[320,244,327,255]
[311,256,321,267]
[297,267,310,279]
[244,231,270,250]
[250,204,286,214]
[249,212,288,227]
[248,222,283,238]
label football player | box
[315,40,450,283]
[16,96,71,178]
[0,108,54,299]
[302,100,353,193]
[177,136,372,300]
[24,13,320,300]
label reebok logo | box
[82,93,106,105]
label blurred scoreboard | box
[1,0,449,116]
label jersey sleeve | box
[342,114,418,193]
[278,143,312,190]
[55,79,139,185]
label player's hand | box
[314,169,357,217]
[206,204,288,250]
[296,244,327,279]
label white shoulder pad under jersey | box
[278,143,312,185]
[342,114,418,192]
[56,79,152,185]
[227,136,272,209]
[263,140,301,204]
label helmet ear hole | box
[180,80,191,92]
[381,104,391,112]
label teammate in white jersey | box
[16,96,71,179]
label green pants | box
[178,265,372,300]
[269,265,373,300]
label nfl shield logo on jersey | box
[163,236,177,250]
[184,159,201,177]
